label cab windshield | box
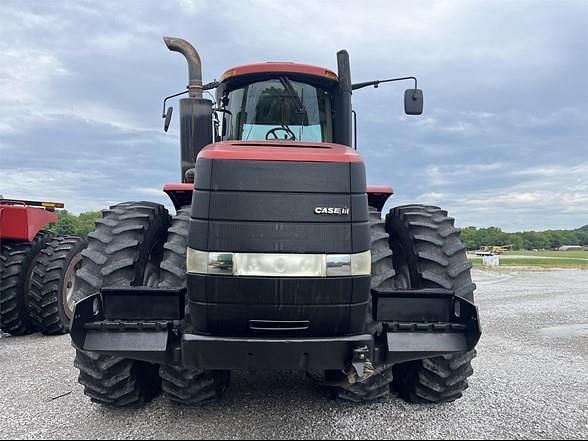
[221,78,333,142]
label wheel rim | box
[63,254,83,319]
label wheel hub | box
[63,254,83,319]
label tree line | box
[45,210,102,237]
[460,225,588,251]
[47,210,588,251]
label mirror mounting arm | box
[352,76,418,93]
[161,81,218,119]
[352,76,423,115]
[161,89,188,132]
[162,89,189,118]
[203,80,220,90]
[161,82,219,132]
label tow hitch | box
[345,345,375,384]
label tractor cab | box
[216,63,338,143]
[159,38,422,184]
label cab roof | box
[220,62,338,83]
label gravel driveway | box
[1,269,586,439]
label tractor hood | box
[197,140,363,164]
[190,141,369,255]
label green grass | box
[503,250,588,259]
[469,250,588,268]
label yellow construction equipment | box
[475,245,512,256]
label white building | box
[558,245,583,251]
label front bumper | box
[71,286,481,369]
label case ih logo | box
[314,207,350,216]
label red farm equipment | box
[0,198,86,335]
[69,37,480,406]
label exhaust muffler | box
[163,36,213,182]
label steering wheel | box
[265,126,296,141]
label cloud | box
[0,169,112,213]
[389,163,588,231]
[0,0,586,232]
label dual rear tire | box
[73,202,170,406]
[334,204,476,404]
[29,236,87,335]
[73,202,229,407]
[387,205,476,403]
[157,206,230,405]
[0,234,49,335]
[0,234,87,336]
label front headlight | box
[351,251,372,276]
[187,249,371,277]
[186,248,208,274]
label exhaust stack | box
[163,36,212,182]
[163,36,203,98]
[335,50,353,148]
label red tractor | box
[70,37,480,406]
[0,198,86,335]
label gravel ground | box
[1,269,587,439]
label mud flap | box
[84,330,168,353]
[372,287,481,364]
[70,289,184,364]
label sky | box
[0,0,586,231]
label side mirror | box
[163,107,173,132]
[404,89,423,115]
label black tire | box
[29,236,87,335]
[333,207,395,402]
[157,207,232,405]
[387,204,475,300]
[73,201,170,407]
[158,207,190,289]
[75,201,169,298]
[74,351,161,407]
[387,204,477,403]
[0,234,49,335]
[160,365,230,406]
[334,364,395,403]
[393,350,476,403]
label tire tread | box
[387,204,476,404]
